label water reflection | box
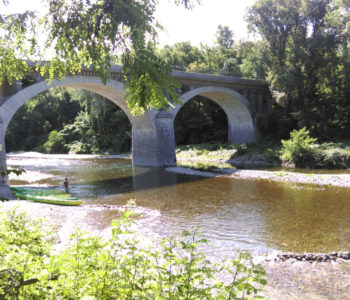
[254,181,350,252]
[8,155,350,258]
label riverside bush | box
[280,129,350,168]
[280,128,317,167]
[0,207,267,299]
[43,130,66,153]
[301,148,350,169]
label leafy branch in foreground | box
[0,207,267,299]
[0,0,197,114]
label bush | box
[280,127,317,167]
[0,208,54,298]
[304,148,350,169]
[43,130,66,153]
[280,129,350,169]
[0,208,267,299]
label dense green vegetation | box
[0,207,267,299]
[280,128,350,169]
[176,139,350,170]
[6,88,131,154]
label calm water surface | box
[8,155,350,258]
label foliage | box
[159,41,203,70]
[237,41,267,79]
[0,0,199,114]
[176,143,239,161]
[280,128,317,166]
[176,141,281,166]
[59,92,132,154]
[177,160,236,172]
[5,87,81,152]
[215,25,234,49]
[0,208,55,298]
[43,130,66,153]
[0,168,25,199]
[0,207,267,299]
[6,87,132,155]
[282,140,350,169]
[306,148,350,169]
[246,0,350,139]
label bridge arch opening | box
[172,86,256,144]
[174,96,228,145]
[5,87,132,155]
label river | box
[6,153,350,298]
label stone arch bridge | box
[0,65,271,197]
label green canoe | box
[10,187,82,206]
[11,186,67,195]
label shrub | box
[306,148,350,169]
[43,130,66,153]
[0,208,267,299]
[280,127,317,166]
[0,208,54,298]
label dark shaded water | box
[8,155,350,258]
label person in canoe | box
[64,178,69,193]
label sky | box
[155,0,257,46]
[2,0,257,47]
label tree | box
[215,25,234,49]
[0,0,200,115]
[159,41,203,69]
[247,0,350,139]
[237,41,267,79]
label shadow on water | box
[72,167,206,199]
[7,157,207,199]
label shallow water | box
[8,155,350,259]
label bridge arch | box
[0,76,134,130]
[171,86,256,143]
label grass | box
[176,143,238,161]
[176,141,281,164]
[177,160,236,172]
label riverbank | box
[167,165,350,188]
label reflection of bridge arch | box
[171,86,256,143]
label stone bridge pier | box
[0,66,272,199]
